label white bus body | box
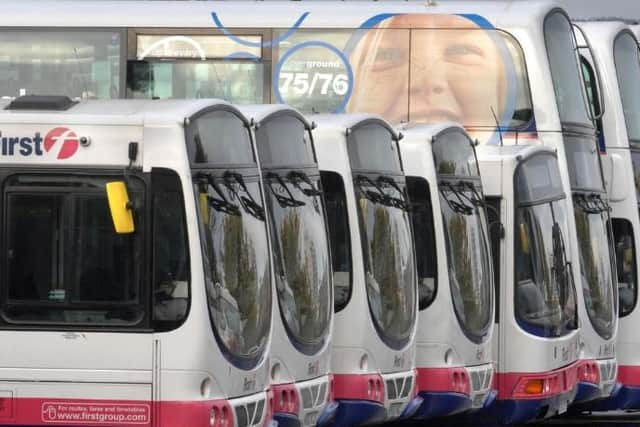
[0,97,275,427]
[398,123,495,419]
[477,144,580,423]
[458,1,618,416]
[311,113,421,426]
[0,0,617,423]
[577,20,640,409]
[236,104,336,427]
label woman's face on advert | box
[348,14,508,131]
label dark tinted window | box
[321,171,351,312]
[127,60,265,104]
[0,30,122,99]
[515,153,565,203]
[152,169,190,331]
[432,130,480,177]
[187,110,254,166]
[544,12,591,126]
[565,136,604,192]
[612,218,637,317]
[613,32,640,142]
[4,174,145,325]
[486,197,502,323]
[255,115,315,167]
[347,123,401,173]
[632,149,640,202]
[407,177,437,310]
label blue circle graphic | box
[273,41,354,113]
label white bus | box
[312,113,421,426]
[0,95,274,427]
[577,19,640,410]
[237,104,335,427]
[398,123,495,419]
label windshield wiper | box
[573,192,610,215]
[195,172,240,216]
[439,181,476,215]
[288,170,323,197]
[355,175,387,205]
[223,171,265,221]
[376,175,410,212]
[459,181,485,208]
[266,172,306,208]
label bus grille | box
[300,381,328,410]
[234,398,265,427]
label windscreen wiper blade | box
[439,181,476,216]
[288,170,323,197]
[459,181,485,208]
[574,192,610,215]
[266,172,306,208]
[196,172,241,216]
[355,175,388,206]
[376,175,410,212]
[223,171,265,221]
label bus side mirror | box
[519,223,530,255]
[106,181,135,234]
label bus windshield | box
[565,137,615,338]
[256,115,331,353]
[355,174,416,349]
[544,12,592,126]
[514,154,577,337]
[433,130,492,342]
[348,123,416,349]
[613,31,640,142]
[196,173,271,363]
[3,174,144,325]
[573,194,616,339]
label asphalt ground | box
[385,411,640,426]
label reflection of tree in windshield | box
[362,202,414,341]
[438,160,457,176]
[574,208,613,337]
[371,207,401,332]
[220,214,261,353]
[448,213,485,330]
[279,209,322,342]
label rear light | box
[366,378,383,401]
[513,373,561,398]
[210,401,233,427]
[333,374,385,404]
[577,360,600,385]
[523,379,545,395]
[451,368,471,395]
[272,383,300,415]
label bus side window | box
[406,176,437,310]
[320,171,352,312]
[152,168,190,331]
[612,218,637,317]
[485,197,502,323]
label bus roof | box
[398,122,464,142]
[0,98,237,127]
[236,104,312,130]
[578,20,630,47]
[0,0,558,29]
[475,143,554,164]
[310,113,398,140]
